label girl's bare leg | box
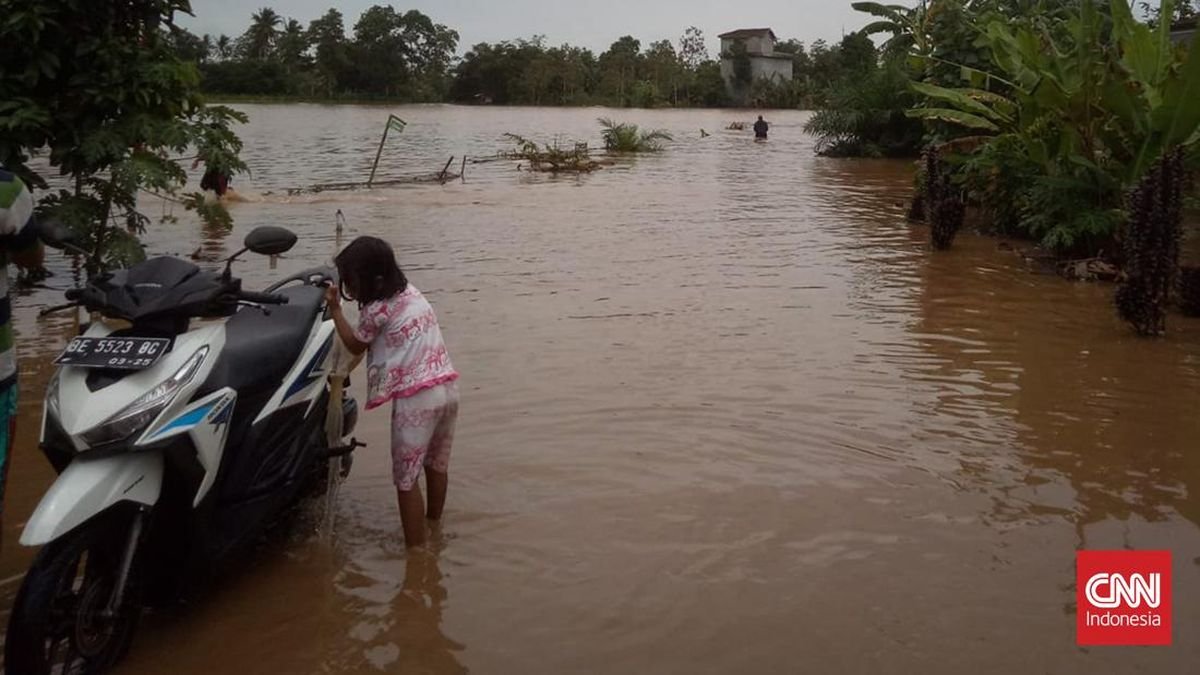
[397,486,427,547]
[425,467,448,521]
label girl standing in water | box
[326,237,459,547]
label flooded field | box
[1,105,1198,673]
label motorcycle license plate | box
[54,336,171,370]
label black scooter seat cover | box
[200,285,325,394]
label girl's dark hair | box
[333,236,408,305]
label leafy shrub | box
[598,118,673,152]
[804,65,923,158]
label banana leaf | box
[1100,77,1147,137]
[850,2,909,19]
[905,107,1000,131]
[1131,28,1200,181]
[910,81,1011,123]
[1110,0,1173,88]
[861,20,903,36]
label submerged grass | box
[502,133,601,173]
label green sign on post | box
[368,114,407,187]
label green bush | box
[598,118,673,152]
[804,65,923,157]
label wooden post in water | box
[438,156,455,183]
[460,155,467,182]
[367,126,391,188]
[368,115,406,188]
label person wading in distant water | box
[194,155,231,199]
[326,237,460,547]
[192,125,235,200]
[754,115,769,140]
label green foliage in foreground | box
[1,0,246,272]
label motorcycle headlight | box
[80,347,209,448]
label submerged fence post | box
[368,115,406,188]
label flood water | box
[2,105,1198,673]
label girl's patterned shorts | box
[390,382,458,491]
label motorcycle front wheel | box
[5,509,144,675]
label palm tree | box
[216,34,232,61]
[241,7,282,60]
[201,33,213,62]
[275,19,310,70]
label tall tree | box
[216,34,233,60]
[837,31,878,75]
[349,5,408,95]
[679,26,708,69]
[349,6,457,99]
[645,40,682,105]
[275,18,310,69]
[308,8,348,96]
[598,36,642,106]
[240,7,282,59]
[170,28,211,63]
[678,27,709,105]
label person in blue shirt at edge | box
[0,168,47,551]
[754,115,769,139]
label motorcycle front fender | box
[20,452,163,547]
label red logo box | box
[1077,550,1172,646]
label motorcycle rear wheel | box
[5,511,143,675]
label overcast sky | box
[180,0,888,55]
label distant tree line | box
[176,5,880,108]
[176,6,459,100]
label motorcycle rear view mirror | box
[222,226,298,280]
[244,226,297,256]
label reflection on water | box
[1,105,1198,674]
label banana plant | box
[1105,0,1200,183]
[854,1,935,57]
[906,0,1200,184]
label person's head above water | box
[334,236,408,305]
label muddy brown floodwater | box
[1,106,1198,674]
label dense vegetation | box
[182,7,459,100]
[804,0,1200,335]
[810,1,1200,254]
[178,6,885,108]
[2,0,245,271]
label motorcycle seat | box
[202,285,325,394]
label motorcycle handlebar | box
[238,290,289,305]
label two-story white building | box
[718,28,794,98]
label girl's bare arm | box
[326,285,369,355]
